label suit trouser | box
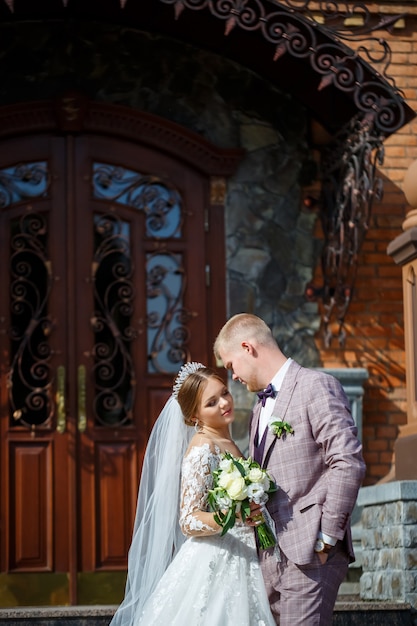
[259,541,349,625]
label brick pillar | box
[387,160,417,480]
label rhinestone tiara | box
[173,362,205,398]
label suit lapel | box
[261,361,302,466]
[249,400,262,455]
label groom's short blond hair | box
[213,313,276,359]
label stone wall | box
[358,481,417,608]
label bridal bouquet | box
[208,452,277,550]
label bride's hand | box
[245,503,263,526]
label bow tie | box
[257,383,276,407]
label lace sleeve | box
[179,444,221,537]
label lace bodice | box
[179,443,222,536]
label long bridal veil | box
[110,395,193,626]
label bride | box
[110,362,275,626]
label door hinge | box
[205,264,211,287]
[204,208,209,232]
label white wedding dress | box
[136,443,275,626]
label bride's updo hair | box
[176,366,225,427]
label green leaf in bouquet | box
[221,506,236,535]
[207,491,216,511]
[268,480,278,494]
[232,458,246,478]
[213,512,222,527]
[240,500,251,523]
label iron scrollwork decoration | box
[92,162,183,238]
[1,161,52,429]
[161,0,408,136]
[306,116,384,347]
[147,251,194,373]
[91,213,135,426]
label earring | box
[194,419,203,433]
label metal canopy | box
[0,0,415,136]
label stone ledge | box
[0,596,411,621]
[0,601,413,616]
[358,480,417,507]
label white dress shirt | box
[258,358,292,440]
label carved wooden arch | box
[0,94,245,177]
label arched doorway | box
[0,99,243,605]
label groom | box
[214,313,366,626]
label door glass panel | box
[92,162,182,238]
[146,251,188,374]
[9,212,53,428]
[91,161,191,377]
[92,213,134,426]
[0,161,49,206]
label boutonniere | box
[269,419,294,439]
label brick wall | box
[313,7,417,485]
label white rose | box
[248,467,264,483]
[218,469,241,490]
[219,458,234,472]
[218,472,234,489]
[228,476,248,501]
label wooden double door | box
[0,127,226,605]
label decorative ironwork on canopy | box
[157,0,413,137]
[0,0,414,137]
[305,115,385,347]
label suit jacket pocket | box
[297,489,326,513]
[299,503,316,513]
[295,502,322,542]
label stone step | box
[334,599,416,626]
[0,602,415,626]
[0,607,114,626]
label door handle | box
[78,364,87,433]
[56,365,66,434]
